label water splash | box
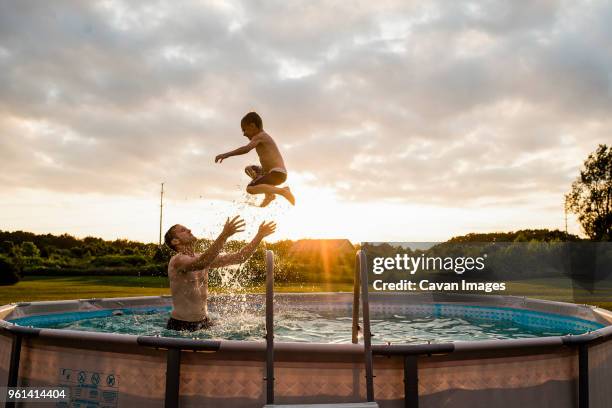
[197,188,292,321]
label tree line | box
[0,227,602,286]
[0,231,357,286]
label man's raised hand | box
[222,216,246,237]
[257,221,277,238]
[215,153,227,163]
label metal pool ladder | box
[262,250,379,408]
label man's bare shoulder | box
[169,253,191,262]
[169,253,197,272]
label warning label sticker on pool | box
[56,368,119,407]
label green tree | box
[0,256,21,285]
[20,241,41,258]
[0,241,14,255]
[152,245,172,263]
[566,144,612,241]
[70,246,90,258]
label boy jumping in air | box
[215,112,295,207]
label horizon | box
[0,224,578,247]
[1,1,609,242]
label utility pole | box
[159,182,164,246]
[564,197,568,235]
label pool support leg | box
[403,355,418,408]
[5,333,22,408]
[578,343,588,408]
[562,332,595,408]
[165,348,181,408]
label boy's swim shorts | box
[245,165,287,187]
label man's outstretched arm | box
[210,221,276,268]
[174,216,246,273]
[215,136,261,163]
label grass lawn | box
[0,276,355,305]
[0,276,609,312]
[505,277,612,311]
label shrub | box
[70,246,90,258]
[0,256,21,285]
[0,241,14,255]
[152,246,172,263]
[91,255,149,267]
[22,264,166,277]
[20,241,40,258]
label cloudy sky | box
[0,0,610,243]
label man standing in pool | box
[215,112,296,207]
[164,216,276,331]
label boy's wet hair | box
[164,224,180,251]
[241,112,263,129]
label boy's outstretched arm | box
[215,137,261,163]
[210,221,276,268]
[174,216,246,273]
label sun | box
[273,175,363,241]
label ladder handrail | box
[264,249,376,404]
[265,250,275,405]
[352,253,360,344]
[357,250,375,402]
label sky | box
[0,0,611,243]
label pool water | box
[9,303,604,344]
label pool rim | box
[1,292,611,356]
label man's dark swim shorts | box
[245,165,287,187]
[166,316,212,332]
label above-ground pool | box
[1,291,611,407]
[5,295,606,344]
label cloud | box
[0,0,611,209]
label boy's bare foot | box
[260,194,276,207]
[281,187,295,205]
